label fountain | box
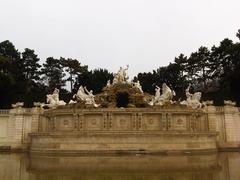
[29,66,218,155]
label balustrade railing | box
[0,109,10,115]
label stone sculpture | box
[133,80,143,93]
[180,85,202,109]
[46,88,66,107]
[73,86,99,107]
[106,80,111,88]
[202,100,213,106]
[33,102,45,108]
[12,102,24,108]
[149,83,175,106]
[224,100,236,106]
[112,65,129,84]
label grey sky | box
[1,0,240,78]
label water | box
[0,152,239,180]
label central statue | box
[113,65,129,84]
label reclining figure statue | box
[149,83,175,106]
[180,85,202,109]
[46,88,66,108]
[73,86,99,107]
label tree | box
[237,29,240,40]
[60,58,88,92]
[0,40,20,59]
[0,40,26,107]
[187,46,211,90]
[41,57,66,91]
[174,53,188,78]
[137,71,157,94]
[76,68,113,93]
[22,48,41,81]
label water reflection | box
[0,152,239,180]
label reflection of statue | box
[113,65,129,84]
[73,86,99,107]
[133,80,143,93]
[46,88,66,107]
[180,85,202,109]
[149,83,175,106]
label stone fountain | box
[29,66,218,155]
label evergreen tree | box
[41,57,66,92]
[22,48,41,81]
[60,58,88,92]
[76,68,113,93]
[236,29,240,40]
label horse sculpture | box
[149,83,175,106]
[73,86,99,107]
[180,85,202,109]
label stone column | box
[8,105,25,149]
[31,106,44,133]
[224,105,240,143]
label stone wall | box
[206,105,240,150]
[0,107,43,151]
[0,105,239,151]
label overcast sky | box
[0,0,240,78]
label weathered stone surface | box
[96,83,150,108]
[1,105,240,152]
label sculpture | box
[46,88,66,107]
[12,102,24,108]
[112,65,129,84]
[202,100,213,106]
[133,80,143,93]
[33,102,45,108]
[73,86,99,107]
[224,100,236,106]
[180,85,202,109]
[106,80,111,88]
[149,83,175,106]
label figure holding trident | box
[113,65,129,84]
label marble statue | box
[73,86,99,107]
[46,88,66,107]
[180,85,202,109]
[202,100,213,106]
[33,102,45,108]
[133,80,143,93]
[68,100,77,104]
[106,80,111,88]
[112,65,129,84]
[149,83,175,106]
[12,102,24,108]
[224,100,236,106]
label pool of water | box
[0,152,239,180]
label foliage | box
[0,29,240,108]
[41,57,66,91]
[75,68,114,94]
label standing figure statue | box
[180,84,202,109]
[46,88,66,107]
[106,80,111,88]
[113,65,129,84]
[52,88,59,102]
[133,80,143,93]
[149,83,175,106]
